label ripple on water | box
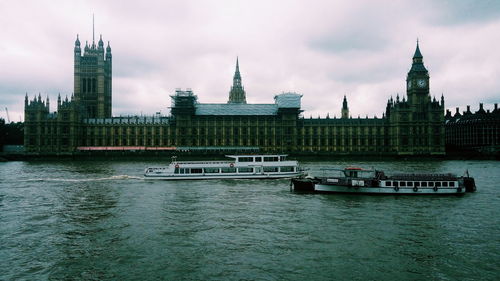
[0,160,499,280]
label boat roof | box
[389,173,458,181]
[320,167,376,173]
[225,154,288,158]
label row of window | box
[384,181,456,187]
[237,156,284,162]
[82,78,97,93]
[174,166,296,174]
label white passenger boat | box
[291,167,476,195]
[144,155,306,180]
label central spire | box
[413,39,423,60]
[409,40,427,73]
[234,57,241,79]
[228,57,247,104]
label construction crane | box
[5,107,10,123]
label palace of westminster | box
[24,32,450,155]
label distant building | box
[445,103,500,154]
[24,33,444,155]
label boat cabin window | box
[238,157,253,162]
[421,182,428,187]
[435,182,441,187]
[428,182,434,187]
[280,166,294,172]
[449,182,455,187]
[400,182,406,187]
[205,168,219,173]
[221,167,237,173]
[255,157,262,162]
[191,168,202,174]
[264,156,279,162]
[442,182,448,187]
[174,167,179,174]
[280,156,286,161]
[407,182,413,187]
[263,167,278,172]
[345,171,358,177]
[414,182,420,187]
[385,181,392,187]
[238,167,253,173]
[393,181,398,187]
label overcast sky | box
[1,0,499,122]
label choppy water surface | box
[0,159,499,280]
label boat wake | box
[17,175,144,182]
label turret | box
[74,34,81,52]
[98,34,104,48]
[341,95,349,119]
[106,41,112,59]
[98,34,104,58]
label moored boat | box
[291,167,476,195]
[145,154,306,180]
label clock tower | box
[406,41,429,107]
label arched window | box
[92,78,96,92]
[88,79,92,93]
[82,78,87,92]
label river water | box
[0,159,499,280]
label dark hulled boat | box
[291,167,476,195]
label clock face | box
[417,79,427,88]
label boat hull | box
[313,184,466,195]
[291,178,468,195]
[145,172,304,180]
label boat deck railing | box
[389,173,457,181]
[174,160,233,165]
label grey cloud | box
[1,0,498,121]
[431,0,500,25]
[311,32,390,53]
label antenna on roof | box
[92,13,95,44]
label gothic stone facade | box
[24,37,445,155]
[445,103,500,153]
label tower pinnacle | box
[413,39,423,59]
[228,57,246,104]
[409,41,427,72]
[341,95,349,119]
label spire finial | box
[413,39,423,59]
[233,57,241,79]
[92,13,95,44]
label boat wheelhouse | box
[144,155,305,180]
[291,167,476,195]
